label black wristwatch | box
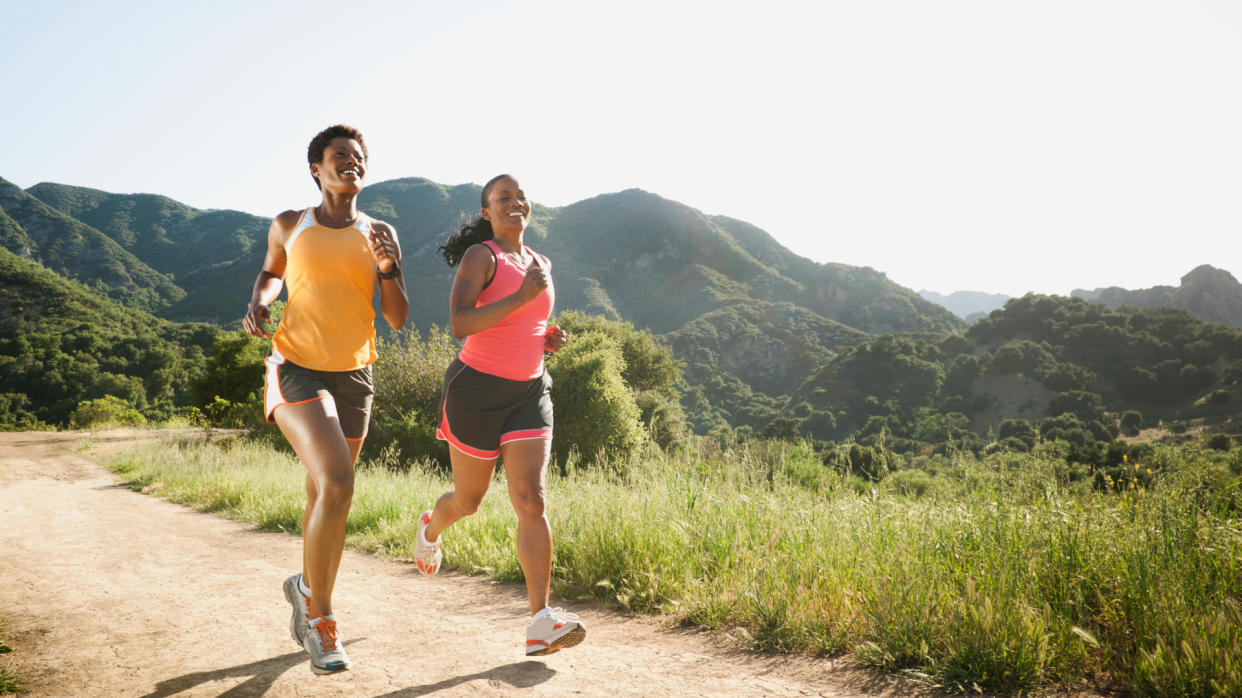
[377,263,401,280]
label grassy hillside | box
[0,178,183,313]
[26,182,271,324]
[28,182,270,276]
[792,294,1242,446]
[0,247,218,426]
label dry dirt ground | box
[0,429,924,697]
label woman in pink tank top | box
[414,174,586,656]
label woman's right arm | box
[242,211,297,338]
[447,245,548,339]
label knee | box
[454,493,485,517]
[510,485,546,520]
[318,473,355,508]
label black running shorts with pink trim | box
[436,357,553,460]
[264,352,374,441]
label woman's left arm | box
[370,221,409,329]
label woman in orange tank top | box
[412,174,586,656]
[241,124,408,675]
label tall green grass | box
[0,615,19,694]
[106,434,1241,695]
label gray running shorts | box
[436,357,553,460]
[264,352,374,441]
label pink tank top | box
[459,240,555,380]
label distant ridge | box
[0,177,184,313]
[1072,264,1242,328]
[918,289,1011,320]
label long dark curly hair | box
[438,173,512,267]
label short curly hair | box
[307,124,368,190]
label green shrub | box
[69,395,147,429]
[884,468,933,497]
[203,395,261,428]
[997,419,1036,450]
[1206,434,1233,451]
[634,389,691,452]
[990,436,1031,453]
[555,311,689,451]
[546,332,648,468]
[823,443,896,481]
[192,330,268,406]
[367,325,460,466]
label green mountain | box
[10,175,964,432]
[24,182,269,324]
[0,246,218,426]
[357,180,963,429]
[0,178,184,313]
[792,294,1242,445]
[26,182,268,277]
[1072,264,1242,329]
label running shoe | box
[303,611,351,674]
[414,509,442,575]
[525,607,586,656]
[283,573,311,647]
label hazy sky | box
[3,0,1239,296]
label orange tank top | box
[272,207,378,371]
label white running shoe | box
[525,607,586,656]
[282,573,310,647]
[303,611,351,675]
[415,509,442,575]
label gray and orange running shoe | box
[282,573,310,646]
[303,611,351,675]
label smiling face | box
[480,175,531,235]
[310,137,367,194]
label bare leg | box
[300,438,364,593]
[424,446,496,543]
[500,438,553,615]
[275,400,355,617]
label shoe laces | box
[308,611,340,651]
[541,607,578,622]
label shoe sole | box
[526,624,586,656]
[310,659,352,675]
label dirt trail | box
[0,430,917,697]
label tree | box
[192,331,269,406]
[1047,391,1107,424]
[554,311,689,450]
[546,331,648,468]
[762,416,802,440]
[997,419,1036,450]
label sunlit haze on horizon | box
[2,0,1239,298]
